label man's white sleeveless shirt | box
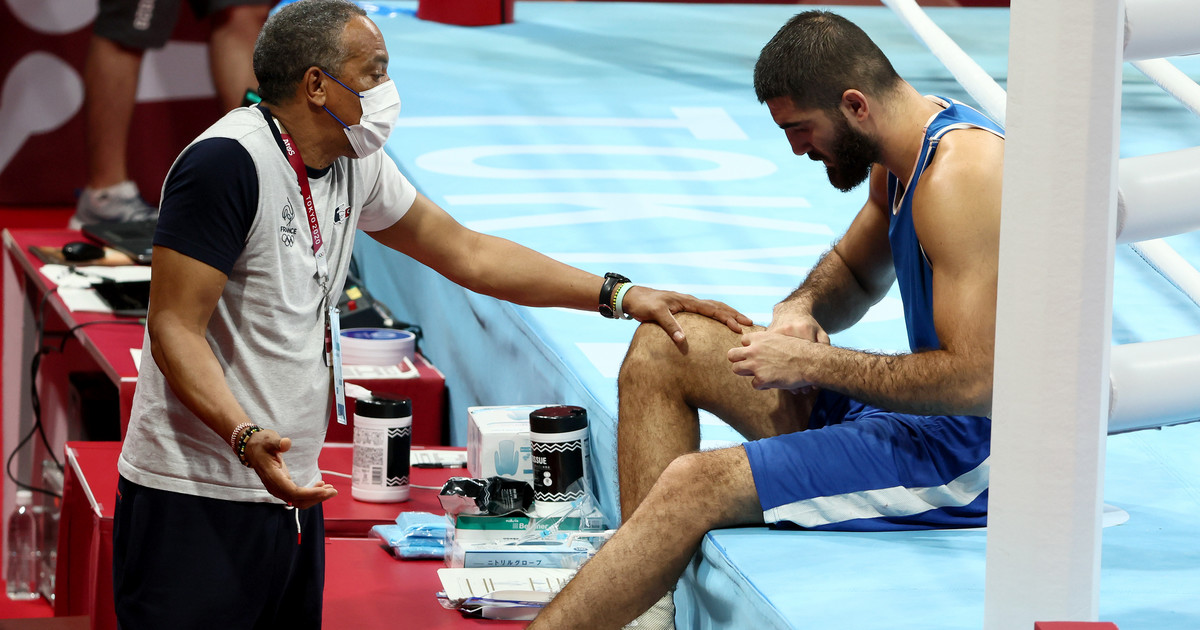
[118,107,416,502]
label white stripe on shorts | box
[762,457,990,528]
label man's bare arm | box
[732,130,1002,416]
[772,166,896,338]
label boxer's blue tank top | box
[887,97,1003,353]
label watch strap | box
[599,272,630,318]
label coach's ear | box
[303,66,330,108]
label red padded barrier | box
[1035,623,1120,630]
[417,0,515,27]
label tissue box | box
[467,405,554,483]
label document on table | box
[39,264,152,314]
[410,448,467,467]
[341,357,419,380]
[437,567,575,602]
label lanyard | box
[279,130,348,425]
[280,133,330,292]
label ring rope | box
[1131,59,1200,118]
[880,0,1008,124]
[882,0,1200,311]
[1128,240,1200,309]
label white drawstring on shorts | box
[286,504,301,545]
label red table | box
[55,442,517,629]
[324,538,524,629]
[2,228,447,597]
[3,230,145,514]
[327,360,448,447]
[315,443,461,537]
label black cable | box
[5,284,144,500]
[7,287,63,499]
[29,288,63,468]
[53,319,146,353]
[31,288,62,470]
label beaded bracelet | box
[609,282,626,317]
[236,425,264,467]
[229,422,253,451]
[613,282,635,320]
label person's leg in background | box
[206,2,275,110]
[75,0,275,228]
[80,35,141,195]
[74,0,182,228]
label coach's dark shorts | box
[113,476,325,629]
[95,0,277,49]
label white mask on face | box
[322,71,401,158]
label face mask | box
[321,70,401,158]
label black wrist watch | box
[598,272,630,319]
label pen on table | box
[413,463,467,469]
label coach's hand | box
[244,429,338,509]
[621,286,753,349]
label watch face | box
[599,304,615,318]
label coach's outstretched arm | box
[368,191,754,347]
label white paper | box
[410,449,467,467]
[437,567,575,602]
[40,264,99,288]
[341,356,419,380]
[80,266,151,282]
[40,264,152,313]
[57,286,114,313]
[39,263,151,287]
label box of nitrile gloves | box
[447,538,594,569]
[467,405,552,484]
[451,513,606,544]
[447,512,607,568]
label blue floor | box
[344,2,1200,627]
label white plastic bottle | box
[351,395,413,503]
[6,489,40,601]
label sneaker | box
[70,181,158,229]
[623,591,675,630]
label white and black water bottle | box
[529,405,590,516]
[5,490,39,601]
[351,395,412,503]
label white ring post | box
[882,0,1200,328]
[984,1,1123,628]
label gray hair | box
[253,0,367,105]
